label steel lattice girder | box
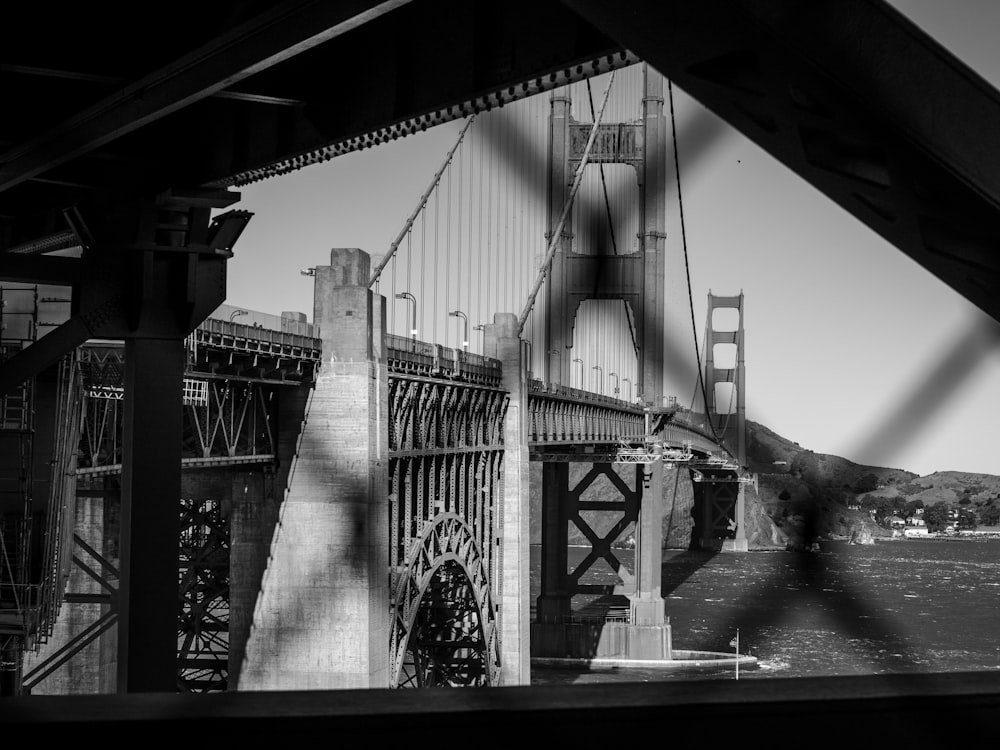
[177,497,230,693]
[387,372,506,688]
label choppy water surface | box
[529,540,1000,684]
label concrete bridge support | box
[26,465,270,695]
[237,248,389,690]
[485,313,531,686]
[534,462,572,626]
[21,481,118,695]
[690,478,748,552]
[532,458,672,661]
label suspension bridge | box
[2,0,1000,740]
[1,61,752,694]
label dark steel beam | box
[0,0,411,193]
[0,254,80,284]
[0,317,92,397]
[2,672,998,740]
[561,0,1000,322]
[117,337,186,693]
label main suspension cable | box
[668,78,725,448]
[368,116,476,288]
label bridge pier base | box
[691,476,748,552]
[534,463,571,625]
[486,313,531,686]
[237,248,389,691]
[228,470,274,688]
[21,479,118,694]
[722,481,750,552]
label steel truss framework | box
[387,372,507,688]
[527,390,644,446]
[542,462,642,610]
[691,468,743,543]
[77,372,279,475]
[22,525,120,692]
[178,496,229,693]
[26,339,299,692]
[0,339,35,642]
[22,494,231,693]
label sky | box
[218,0,1000,479]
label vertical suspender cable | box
[457,138,464,335]
[468,128,475,347]
[446,150,452,341]
[368,116,475,288]
[502,108,509,317]
[478,119,485,332]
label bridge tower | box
[535,64,672,657]
[691,292,749,552]
[703,292,746,466]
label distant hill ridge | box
[747,418,1000,505]
[747,419,1000,546]
[528,419,1000,550]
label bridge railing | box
[191,317,322,362]
[526,379,645,445]
[210,304,319,338]
[526,378,644,412]
[386,333,502,386]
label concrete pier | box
[485,313,531,686]
[237,248,389,690]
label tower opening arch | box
[564,298,639,397]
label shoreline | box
[532,650,759,672]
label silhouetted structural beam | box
[563,0,1000,323]
[0,317,92,397]
[0,0,412,193]
[0,254,80,285]
[201,0,632,189]
[0,1,629,253]
[1,672,998,741]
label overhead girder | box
[0,0,626,250]
[0,1,413,194]
[562,0,1000,324]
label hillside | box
[528,419,1000,550]
[746,419,1000,544]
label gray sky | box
[222,1,1000,478]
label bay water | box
[529,539,1000,684]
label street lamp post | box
[473,323,485,353]
[609,371,620,397]
[572,358,583,389]
[229,309,248,323]
[448,310,469,350]
[591,364,603,394]
[395,292,417,349]
[622,377,632,402]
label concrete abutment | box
[237,248,389,690]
